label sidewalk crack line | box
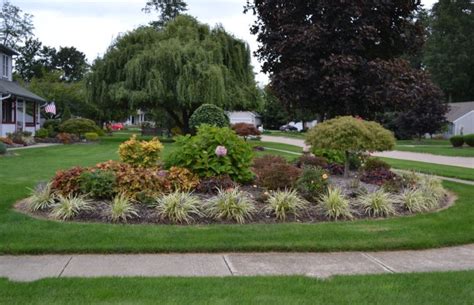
[361,253,397,273]
[58,256,73,278]
[222,255,234,276]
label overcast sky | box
[13,0,438,85]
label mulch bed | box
[15,178,454,226]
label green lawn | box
[381,158,474,181]
[0,136,474,254]
[395,143,474,157]
[1,272,473,305]
[263,130,307,139]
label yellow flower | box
[322,174,329,180]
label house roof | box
[0,44,19,56]
[447,102,474,122]
[0,79,47,102]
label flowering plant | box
[215,146,227,157]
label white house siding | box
[453,111,474,135]
[228,112,262,127]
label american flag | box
[45,102,56,115]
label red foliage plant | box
[51,167,86,195]
[232,123,261,140]
[252,155,301,190]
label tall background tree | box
[424,0,474,102]
[245,0,447,137]
[0,0,34,49]
[143,0,188,27]
[87,15,261,131]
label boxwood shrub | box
[450,135,464,148]
[464,134,474,147]
[189,104,229,131]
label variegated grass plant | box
[265,189,308,221]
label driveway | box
[260,135,474,169]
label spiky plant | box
[109,193,139,222]
[419,176,445,209]
[397,188,427,213]
[265,189,308,221]
[358,189,396,217]
[50,195,92,220]
[26,182,56,211]
[155,191,203,224]
[206,188,256,224]
[319,187,352,220]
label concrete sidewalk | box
[1,244,473,282]
[260,135,474,169]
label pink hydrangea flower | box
[215,146,227,157]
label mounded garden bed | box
[17,121,453,226]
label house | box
[227,111,262,127]
[125,110,149,126]
[446,101,474,136]
[0,44,47,137]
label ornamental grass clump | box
[265,189,308,221]
[206,188,255,224]
[357,190,396,217]
[26,182,56,211]
[155,191,203,224]
[108,193,138,223]
[50,194,92,220]
[119,135,164,168]
[419,176,446,209]
[319,187,352,220]
[396,188,427,213]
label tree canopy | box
[143,0,188,27]
[424,0,474,102]
[87,15,261,130]
[0,1,34,49]
[306,116,395,177]
[245,0,445,123]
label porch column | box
[22,100,26,131]
[0,98,3,136]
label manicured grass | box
[381,158,474,181]
[263,130,307,139]
[395,144,474,157]
[253,141,303,153]
[1,272,473,304]
[1,136,473,254]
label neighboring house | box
[227,111,262,127]
[446,101,474,136]
[125,110,150,126]
[0,44,47,137]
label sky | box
[13,0,438,85]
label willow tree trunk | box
[344,151,350,178]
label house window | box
[2,100,15,124]
[25,101,37,126]
[2,55,9,78]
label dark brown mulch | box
[15,184,455,226]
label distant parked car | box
[111,123,124,131]
[279,124,298,132]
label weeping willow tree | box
[87,15,261,131]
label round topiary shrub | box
[60,118,101,137]
[85,132,99,142]
[35,128,49,139]
[189,104,229,131]
[0,142,6,155]
[450,135,464,148]
[463,134,474,147]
